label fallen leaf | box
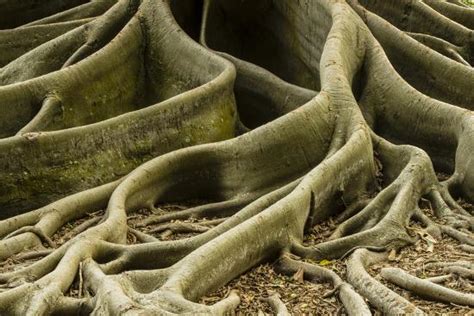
[388,249,397,261]
[293,267,305,283]
[319,259,333,266]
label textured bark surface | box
[0,0,473,314]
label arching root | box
[0,181,118,260]
[293,141,438,260]
[261,293,290,316]
[346,249,424,315]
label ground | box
[1,191,471,314]
[0,0,474,315]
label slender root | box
[416,260,473,273]
[334,198,371,224]
[65,216,102,239]
[330,186,395,240]
[149,222,211,235]
[346,249,423,315]
[444,266,474,280]
[262,293,290,316]
[128,228,158,243]
[137,196,253,227]
[412,209,442,239]
[424,274,452,284]
[441,226,474,246]
[15,249,53,261]
[275,255,370,316]
[380,267,474,306]
[459,244,474,253]
[4,226,55,248]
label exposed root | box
[424,274,453,284]
[416,260,474,272]
[137,196,255,227]
[459,244,474,253]
[380,267,474,306]
[150,222,211,237]
[62,0,140,68]
[15,249,53,262]
[346,249,423,315]
[0,0,473,314]
[441,226,474,246]
[127,228,158,243]
[411,209,442,239]
[262,293,290,316]
[83,259,241,314]
[16,96,63,135]
[66,216,102,238]
[296,141,437,260]
[0,181,118,260]
[334,198,371,224]
[444,266,474,280]
[275,255,370,316]
[4,226,55,249]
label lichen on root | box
[0,0,473,314]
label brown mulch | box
[200,217,347,315]
[368,207,473,315]
[200,263,343,315]
[201,200,473,315]
[127,200,221,242]
[0,195,472,314]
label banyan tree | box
[0,0,473,314]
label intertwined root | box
[274,254,371,316]
[0,0,473,314]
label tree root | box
[334,198,371,224]
[0,0,473,314]
[381,267,474,306]
[295,140,437,260]
[15,249,53,261]
[83,259,241,314]
[346,249,424,315]
[444,266,474,280]
[424,274,453,284]
[66,216,103,239]
[62,0,140,68]
[0,0,238,214]
[459,244,474,253]
[441,226,474,246]
[0,180,118,260]
[416,260,474,273]
[275,255,370,316]
[137,196,254,227]
[262,293,290,316]
[150,222,211,238]
[22,0,117,28]
[4,226,55,248]
[128,228,158,243]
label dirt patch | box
[368,208,473,315]
[201,263,343,315]
[1,197,472,313]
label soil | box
[0,195,472,314]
